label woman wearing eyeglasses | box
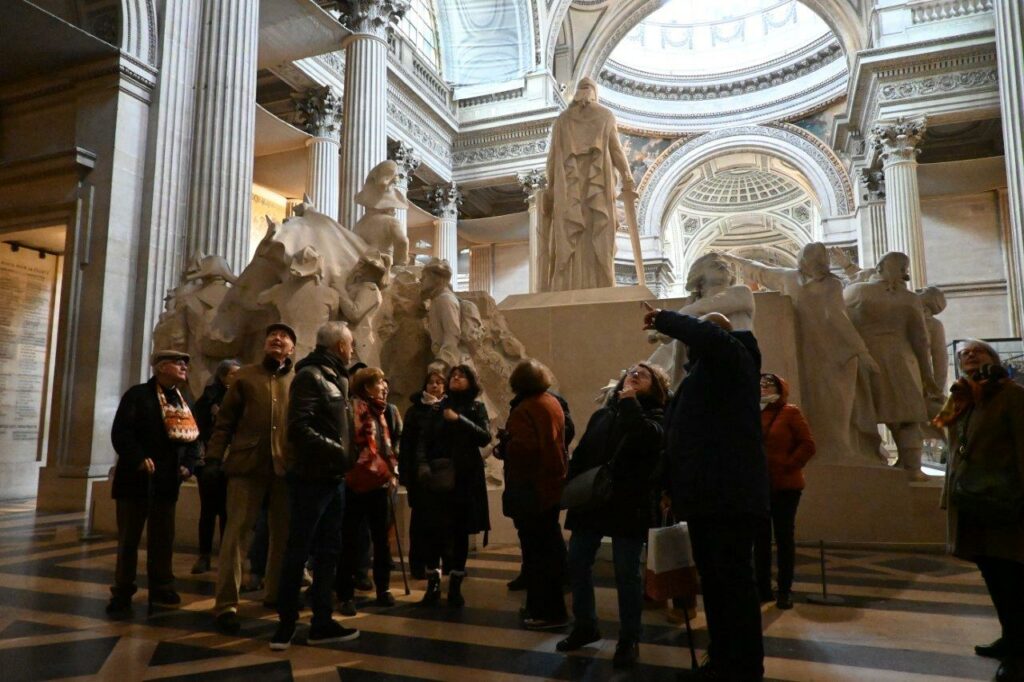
[558,362,670,669]
[753,373,815,610]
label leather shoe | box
[612,640,639,669]
[149,589,181,606]
[507,573,527,591]
[776,592,794,610]
[215,610,241,635]
[975,637,1009,659]
[556,627,601,652]
[105,595,132,616]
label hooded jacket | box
[760,375,816,491]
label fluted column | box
[858,168,887,267]
[871,117,928,288]
[338,1,409,227]
[517,169,547,293]
[388,139,421,246]
[997,189,1024,335]
[469,245,494,294]
[430,183,462,279]
[995,1,1024,335]
[186,0,259,274]
[296,86,342,217]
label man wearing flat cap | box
[206,323,297,633]
[107,350,200,616]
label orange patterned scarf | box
[156,385,199,443]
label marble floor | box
[0,499,1002,681]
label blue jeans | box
[568,529,644,642]
[277,477,345,625]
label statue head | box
[355,159,407,211]
[288,246,324,283]
[572,77,599,107]
[918,286,946,316]
[797,242,830,280]
[351,250,389,288]
[186,255,238,285]
[420,257,453,299]
[686,253,735,297]
[876,251,911,286]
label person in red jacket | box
[754,373,816,610]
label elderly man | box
[107,350,199,616]
[643,304,769,681]
[272,321,360,650]
[206,324,296,634]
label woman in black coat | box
[558,361,670,669]
[415,364,492,607]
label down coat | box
[761,375,816,491]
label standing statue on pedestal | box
[338,251,389,368]
[353,160,409,269]
[419,258,464,368]
[647,253,755,389]
[541,77,633,292]
[844,252,941,480]
[918,286,949,441]
[180,255,237,395]
[722,244,879,464]
[256,246,339,361]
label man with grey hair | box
[272,320,360,650]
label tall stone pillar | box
[995,1,1024,335]
[871,117,928,288]
[469,244,494,294]
[388,139,421,250]
[186,0,260,273]
[430,183,462,276]
[998,189,1024,335]
[296,86,342,217]
[517,169,547,293]
[338,1,409,228]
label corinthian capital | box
[516,168,547,196]
[338,0,410,39]
[429,182,462,219]
[387,140,421,190]
[870,116,927,165]
[293,86,342,138]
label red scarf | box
[345,398,395,493]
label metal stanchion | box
[805,540,844,605]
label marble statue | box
[419,257,464,368]
[353,160,409,268]
[828,246,872,284]
[647,253,755,389]
[844,252,941,480]
[338,251,389,368]
[540,77,633,292]
[256,246,340,361]
[919,286,949,440]
[722,243,881,464]
[179,255,237,394]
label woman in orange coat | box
[754,373,816,609]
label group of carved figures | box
[649,245,949,481]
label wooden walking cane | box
[389,489,411,595]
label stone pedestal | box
[872,117,927,287]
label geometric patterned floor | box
[0,500,1001,681]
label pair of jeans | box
[196,466,227,556]
[976,556,1024,650]
[689,515,765,681]
[754,490,802,594]
[337,486,391,600]
[568,529,644,641]
[277,477,346,626]
[515,506,567,621]
[112,498,176,598]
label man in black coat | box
[108,350,200,615]
[643,304,769,681]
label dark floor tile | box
[0,619,77,639]
[149,640,242,667]
[875,556,976,577]
[0,635,120,681]
[155,661,293,681]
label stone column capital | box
[338,0,410,39]
[516,168,547,198]
[870,116,927,165]
[859,167,886,201]
[387,140,421,189]
[294,85,343,138]
[429,182,462,219]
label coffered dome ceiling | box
[679,167,804,211]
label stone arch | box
[637,123,855,237]
[675,211,811,276]
[119,0,158,66]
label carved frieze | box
[879,67,998,102]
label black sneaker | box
[556,627,601,652]
[215,610,241,635]
[269,621,296,651]
[105,595,132,616]
[339,599,357,616]
[307,620,360,645]
[613,640,639,669]
[775,591,794,610]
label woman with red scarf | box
[337,367,398,615]
[936,340,1024,682]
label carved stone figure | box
[256,246,340,360]
[180,255,237,394]
[647,253,755,389]
[419,257,464,368]
[723,244,880,464]
[844,252,941,480]
[541,77,633,291]
[919,286,949,437]
[338,251,389,368]
[828,246,872,285]
[353,160,410,268]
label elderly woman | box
[337,367,399,615]
[415,364,492,607]
[936,340,1024,682]
[558,362,669,669]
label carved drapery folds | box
[338,0,410,39]
[294,85,343,139]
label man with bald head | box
[643,303,769,681]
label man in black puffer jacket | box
[643,304,769,682]
[272,321,360,650]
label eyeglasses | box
[626,367,650,379]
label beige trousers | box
[214,475,289,615]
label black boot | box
[419,569,441,606]
[448,570,465,608]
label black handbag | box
[559,436,625,512]
[951,411,1024,526]
[418,458,455,493]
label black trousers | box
[337,486,391,600]
[196,466,227,556]
[976,555,1024,648]
[422,521,469,573]
[112,498,177,598]
[515,505,567,621]
[689,515,765,681]
[754,490,802,594]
